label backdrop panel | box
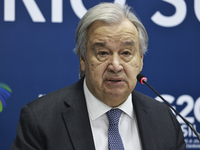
[0,0,200,149]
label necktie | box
[106,109,125,150]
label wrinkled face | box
[80,19,143,107]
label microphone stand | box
[143,79,200,142]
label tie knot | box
[106,109,122,126]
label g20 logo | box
[155,94,200,124]
[151,0,200,27]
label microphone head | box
[137,73,147,84]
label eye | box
[97,50,109,61]
[99,51,108,56]
[122,51,131,56]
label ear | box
[80,56,86,72]
[140,54,144,72]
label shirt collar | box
[84,78,134,121]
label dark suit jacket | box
[11,78,186,150]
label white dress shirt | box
[83,79,143,150]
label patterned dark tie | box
[106,109,125,150]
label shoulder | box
[132,90,165,107]
[132,90,182,131]
[132,90,174,118]
[25,78,84,114]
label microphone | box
[137,73,200,142]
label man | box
[11,3,186,150]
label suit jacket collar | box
[132,90,157,150]
[61,78,95,150]
[61,79,157,150]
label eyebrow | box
[121,40,135,46]
[91,40,135,50]
[91,42,106,50]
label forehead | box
[87,19,139,44]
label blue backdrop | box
[1,0,200,149]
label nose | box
[107,54,123,73]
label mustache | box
[105,70,124,76]
[104,71,127,81]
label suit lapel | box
[60,80,159,150]
[61,79,95,150]
[132,91,157,150]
